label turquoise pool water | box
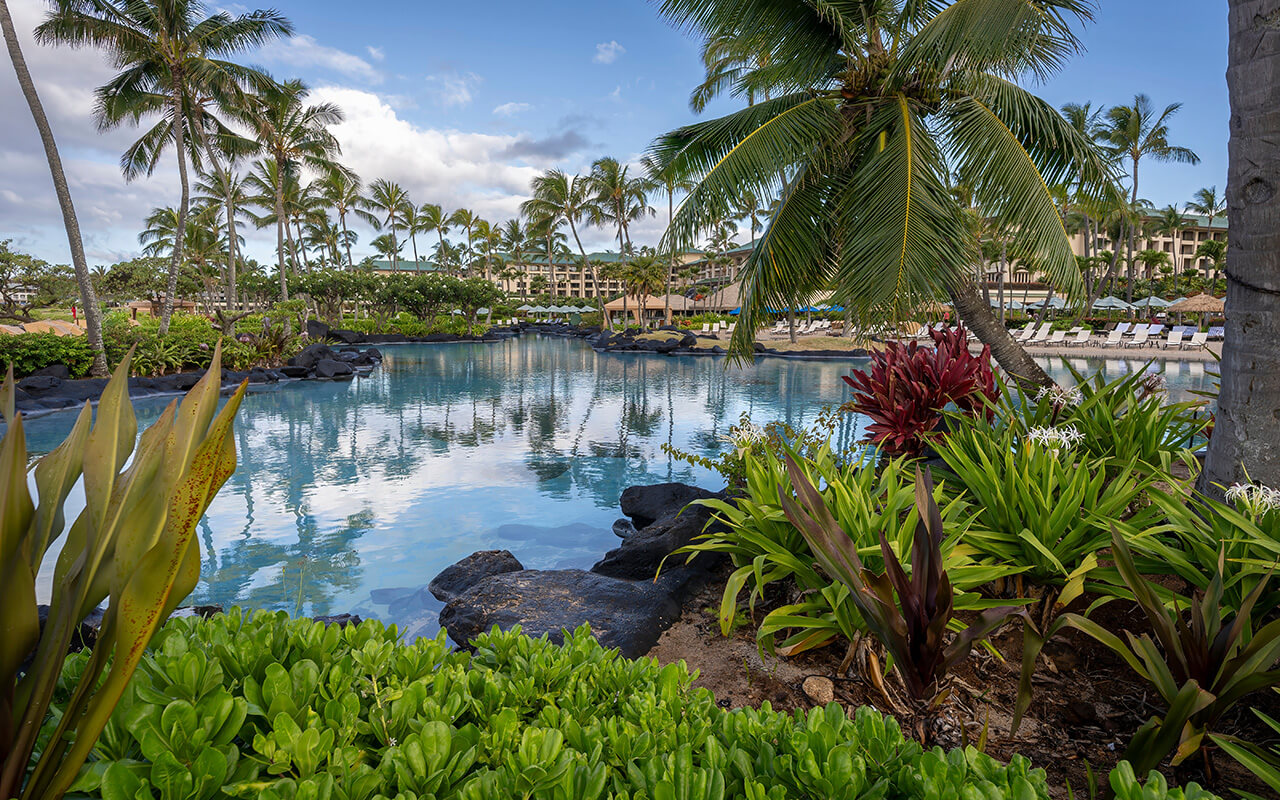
[19,337,1214,636]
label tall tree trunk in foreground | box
[1,0,108,375]
[1202,0,1280,494]
[950,281,1054,391]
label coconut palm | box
[1203,2,1279,493]
[653,0,1112,388]
[522,170,605,311]
[358,179,411,271]
[194,167,250,308]
[241,79,343,298]
[36,0,291,332]
[1193,238,1227,283]
[316,168,363,267]
[474,219,500,281]
[641,152,696,323]
[1186,185,1226,272]
[1098,94,1200,301]
[449,208,479,272]
[1150,204,1191,279]
[418,203,450,267]
[371,233,402,263]
[0,0,107,374]
[590,157,654,265]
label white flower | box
[1036,385,1083,407]
[721,422,766,449]
[1026,425,1085,452]
[1225,483,1280,513]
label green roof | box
[369,259,441,272]
[1141,212,1228,230]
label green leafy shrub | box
[675,441,1017,657]
[47,610,1216,800]
[0,331,93,377]
[44,610,1055,800]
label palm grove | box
[1,0,1274,491]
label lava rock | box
[620,483,718,529]
[439,569,681,658]
[593,495,726,581]
[329,328,367,345]
[679,332,698,348]
[312,614,362,627]
[306,319,330,341]
[612,518,638,539]
[428,549,525,603]
[29,363,71,380]
[314,358,354,378]
[288,343,337,370]
[17,374,62,393]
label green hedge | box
[47,610,1217,800]
[0,332,93,378]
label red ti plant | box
[842,326,997,457]
[778,457,1023,708]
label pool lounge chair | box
[1162,330,1184,349]
[1124,330,1150,348]
[700,324,711,333]
[1015,323,1037,343]
[1046,330,1067,346]
[1100,329,1125,348]
[1113,322,1132,336]
[1181,331,1208,350]
[1066,329,1091,347]
[1206,326,1225,340]
[1028,323,1053,344]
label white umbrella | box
[516,304,533,311]
[1092,296,1133,310]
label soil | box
[645,569,1278,799]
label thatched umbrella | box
[1168,294,1225,314]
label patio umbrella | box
[1134,296,1171,308]
[1168,294,1225,314]
[1092,296,1132,310]
[516,304,533,311]
[1026,297,1066,309]
[476,307,490,315]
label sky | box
[0,0,1230,267]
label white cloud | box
[260,34,383,84]
[608,85,622,101]
[593,41,625,64]
[493,101,532,117]
[424,71,482,108]
[366,46,385,62]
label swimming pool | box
[19,336,1215,636]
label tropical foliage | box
[0,347,244,800]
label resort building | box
[369,259,441,275]
[982,212,1228,294]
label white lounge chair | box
[727,323,736,334]
[700,323,711,333]
[1047,330,1067,346]
[1067,329,1091,347]
[1124,330,1150,348]
[1100,330,1124,348]
[1114,322,1132,337]
[1162,330,1184,349]
[1181,331,1208,350]
[1028,323,1053,344]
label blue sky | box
[0,0,1230,264]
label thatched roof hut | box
[1168,294,1225,314]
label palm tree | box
[358,179,411,271]
[242,79,343,299]
[449,208,479,272]
[1186,185,1226,276]
[522,170,605,312]
[370,233,402,263]
[37,0,291,333]
[402,202,427,265]
[474,219,499,281]
[1193,238,1227,283]
[641,153,696,324]
[1150,204,1190,283]
[1098,94,1200,301]
[194,167,250,308]
[419,203,451,270]
[316,168,363,267]
[0,0,107,374]
[653,0,1111,389]
[500,218,529,278]
[690,30,771,112]
[590,157,654,273]
[1203,0,1279,494]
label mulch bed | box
[646,570,1277,799]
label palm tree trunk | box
[411,231,419,264]
[997,242,1007,327]
[1202,0,1280,495]
[950,280,1054,391]
[665,188,674,325]
[275,179,289,300]
[0,0,107,375]
[225,198,238,310]
[162,92,190,336]
[294,218,310,272]
[568,220,603,316]
[340,208,353,268]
